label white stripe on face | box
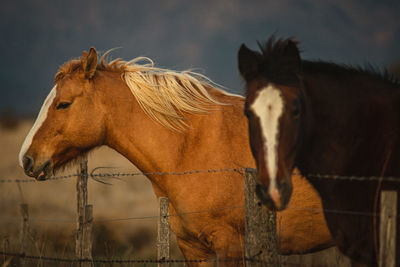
[19,85,57,167]
[250,84,284,194]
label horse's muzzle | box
[23,155,50,181]
[256,181,292,211]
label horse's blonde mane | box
[96,51,225,132]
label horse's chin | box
[36,171,48,181]
[33,151,90,181]
[52,160,74,176]
[52,153,88,176]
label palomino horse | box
[239,36,400,266]
[19,47,332,266]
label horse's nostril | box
[23,155,34,173]
[256,184,277,210]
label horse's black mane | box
[258,36,400,87]
[302,60,400,87]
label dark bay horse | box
[239,36,400,266]
[19,47,333,266]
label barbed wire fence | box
[0,159,398,266]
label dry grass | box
[0,120,351,266]
[0,120,183,265]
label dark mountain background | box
[1,0,399,117]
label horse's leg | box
[176,237,215,267]
[210,230,245,267]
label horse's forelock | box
[256,36,302,87]
[55,60,83,82]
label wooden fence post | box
[244,168,278,267]
[2,237,10,264]
[19,203,29,266]
[157,197,170,267]
[76,156,93,267]
[379,190,397,267]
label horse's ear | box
[284,39,301,73]
[81,47,98,79]
[238,44,260,81]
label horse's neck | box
[104,101,186,172]
[100,75,252,195]
[298,73,400,177]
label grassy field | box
[0,120,183,264]
[0,120,351,266]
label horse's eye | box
[292,102,301,118]
[56,102,71,110]
[292,107,300,117]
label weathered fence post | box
[19,203,29,266]
[244,168,278,267]
[379,190,397,267]
[157,197,170,267]
[76,156,93,267]
[2,237,10,264]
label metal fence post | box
[76,156,92,267]
[244,168,278,267]
[157,197,170,267]
[379,190,397,267]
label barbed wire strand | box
[0,167,395,266]
[2,168,400,184]
[0,173,79,183]
[0,168,245,184]
[0,168,397,224]
[0,250,276,265]
[1,201,397,225]
[0,205,246,224]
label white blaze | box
[19,86,57,167]
[250,84,284,194]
